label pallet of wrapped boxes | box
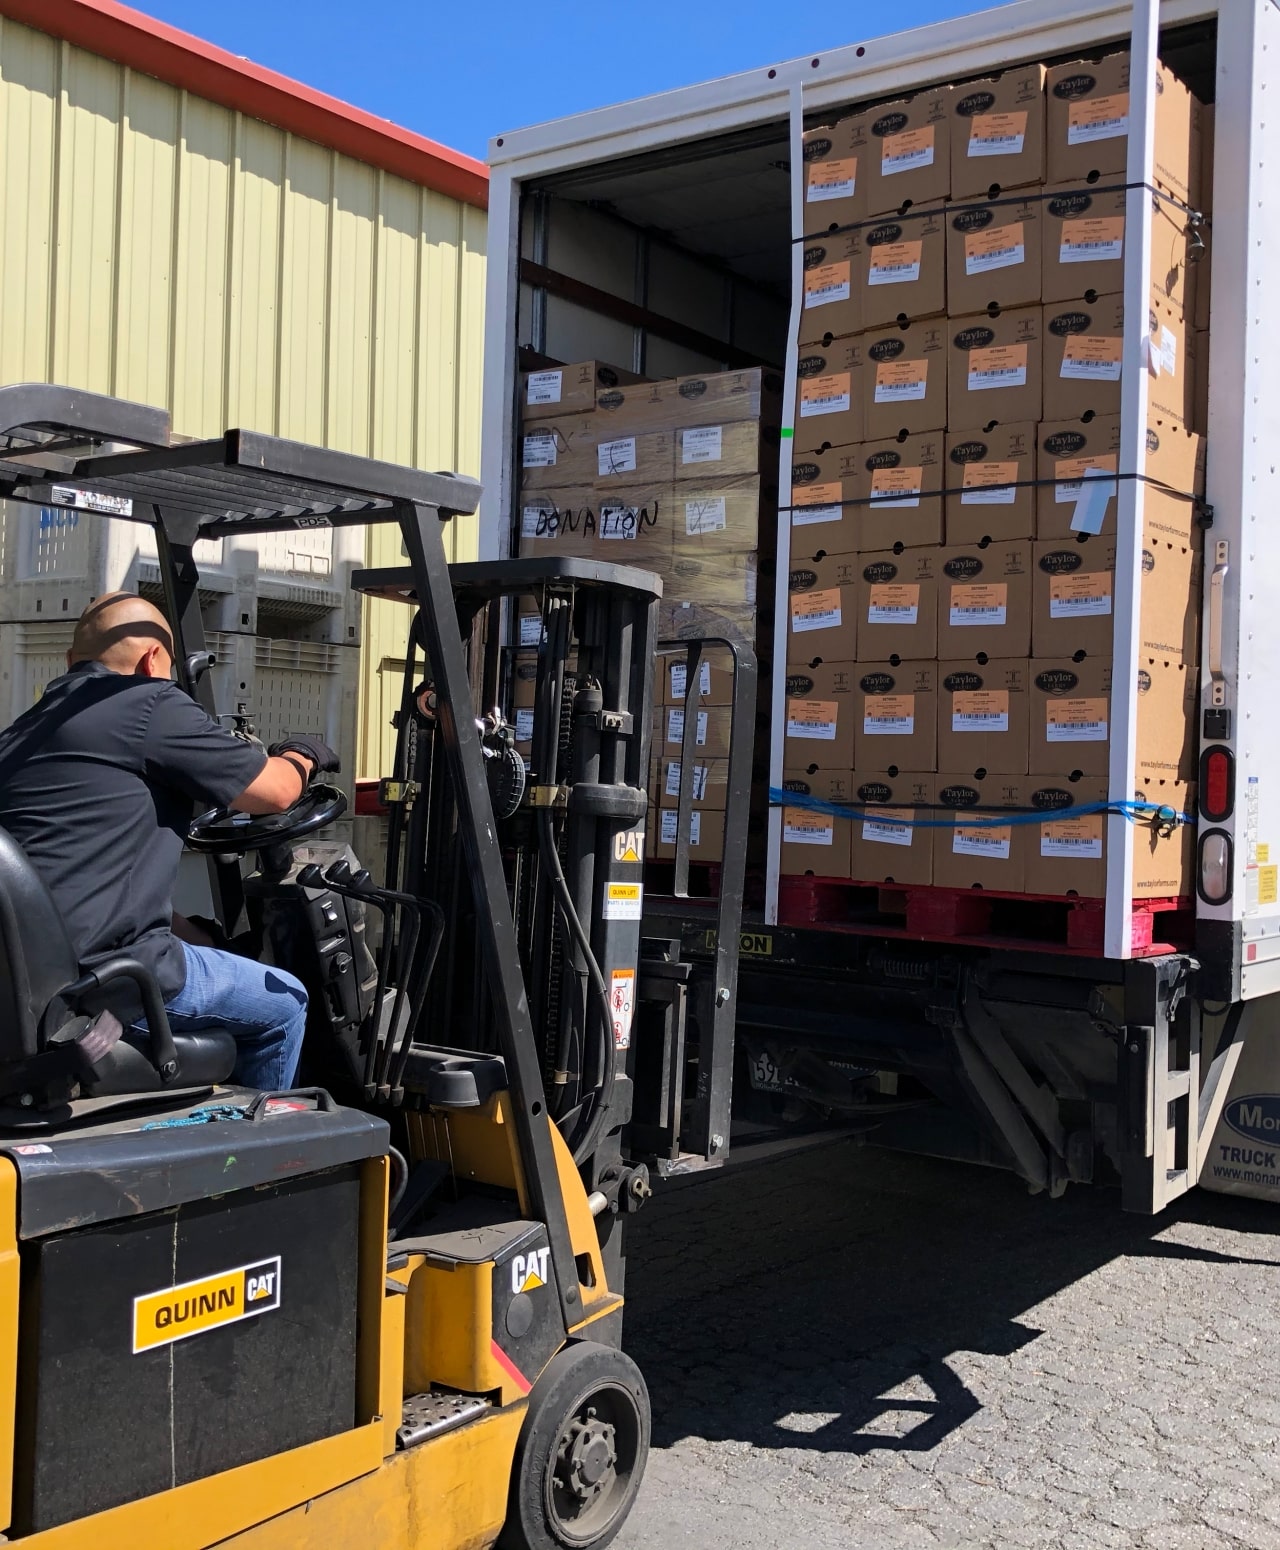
[782,50,1205,935]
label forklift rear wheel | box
[500,1340,651,1550]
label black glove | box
[269,734,340,775]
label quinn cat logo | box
[133,1257,282,1353]
[511,1247,551,1295]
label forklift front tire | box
[499,1339,651,1550]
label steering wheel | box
[186,782,348,854]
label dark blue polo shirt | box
[0,662,266,1000]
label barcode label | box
[667,708,709,746]
[682,426,723,465]
[515,708,535,741]
[686,497,726,536]
[519,614,544,646]
[862,816,914,846]
[598,437,637,477]
[526,369,562,405]
[522,433,558,468]
[665,762,709,799]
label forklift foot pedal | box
[397,1391,489,1449]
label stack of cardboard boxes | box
[782,52,1207,900]
[511,360,779,861]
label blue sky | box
[126,0,979,160]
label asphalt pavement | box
[613,1137,1280,1550]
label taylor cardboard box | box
[1035,414,1204,539]
[666,546,757,614]
[674,419,760,481]
[856,547,939,661]
[1029,656,1113,775]
[522,360,645,421]
[850,88,952,216]
[521,416,598,490]
[945,422,1035,543]
[656,703,734,760]
[793,339,863,452]
[658,756,730,810]
[850,771,934,885]
[947,306,1043,432]
[1032,529,1200,661]
[1042,293,1195,428]
[664,649,739,706]
[780,801,852,878]
[857,432,945,550]
[790,446,859,556]
[518,488,595,560]
[946,195,1043,315]
[1041,182,1126,304]
[655,807,725,862]
[949,65,1047,198]
[1047,55,1200,205]
[1132,774,1195,897]
[595,367,781,433]
[856,320,948,441]
[933,772,1030,891]
[800,231,863,345]
[595,426,676,487]
[1136,655,1196,778]
[858,203,947,330]
[936,540,1032,658]
[670,476,761,555]
[784,660,859,766]
[936,660,1030,774]
[803,120,864,235]
[854,663,938,772]
[1024,776,1107,896]
[788,552,858,665]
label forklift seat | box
[0,828,237,1098]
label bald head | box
[69,593,175,677]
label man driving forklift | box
[0,590,339,1089]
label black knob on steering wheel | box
[186,782,348,854]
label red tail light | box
[1199,746,1234,823]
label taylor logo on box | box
[950,441,989,464]
[954,91,997,116]
[1146,428,1160,452]
[1048,193,1092,218]
[1137,669,1152,693]
[939,783,981,805]
[679,380,708,399]
[872,112,910,136]
[1036,669,1079,694]
[866,450,903,470]
[804,245,828,269]
[862,561,898,582]
[860,672,896,694]
[943,671,984,692]
[1049,310,1093,336]
[1031,786,1076,808]
[790,568,819,589]
[598,390,625,410]
[783,778,813,795]
[944,555,984,579]
[858,781,894,803]
[1043,430,1088,456]
[804,137,834,161]
[868,338,906,362]
[786,673,816,695]
[866,223,904,246]
[953,326,995,351]
[797,354,828,377]
[1052,73,1098,99]
[952,208,994,233]
[792,461,821,483]
[1039,550,1084,574]
[596,367,620,388]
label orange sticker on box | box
[783,808,836,845]
[791,586,843,633]
[1049,572,1113,618]
[798,374,852,416]
[804,262,851,308]
[964,222,1026,275]
[862,694,915,734]
[787,699,838,740]
[1045,697,1109,742]
[1066,92,1129,145]
[967,343,1028,391]
[1058,216,1125,263]
[1054,453,1118,502]
[869,467,923,507]
[960,461,1020,505]
[1060,336,1123,381]
[968,110,1028,157]
[952,816,1013,859]
[881,126,935,175]
[868,240,923,286]
[951,690,1010,732]
[874,358,928,403]
[866,583,920,625]
[792,480,845,526]
[862,808,915,846]
[1040,813,1104,857]
[807,157,857,202]
[949,582,1007,626]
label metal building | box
[0,0,488,780]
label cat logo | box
[132,1256,282,1353]
[614,829,644,863]
[511,1247,551,1295]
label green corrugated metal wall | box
[0,15,485,778]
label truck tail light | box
[1199,745,1235,822]
[1198,829,1233,904]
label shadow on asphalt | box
[620,1139,1278,1456]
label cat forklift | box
[0,384,665,1550]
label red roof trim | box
[0,0,488,209]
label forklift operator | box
[0,592,339,1090]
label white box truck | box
[480,0,1280,1212]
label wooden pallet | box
[777,876,1193,956]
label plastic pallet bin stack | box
[782,51,1206,915]
[0,497,364,771]
[512,360,782,866]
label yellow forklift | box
[0,385,665,1550]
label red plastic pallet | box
[777,877,1193,957]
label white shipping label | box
[1059,232,1124,264]
[881,128,935,175]
[1049,574,1113,618]
[603,881,644,920]
[807,158,857,202]
[964,227,1026,275]
[954,826,1012,860]
[806,272,850,306]
[610,968,636,1050]
[665,762,710,800]
[686,497,727,536]
[950,601,1007,627]
[522,434,558,469]
[793,503,842,526]
[1041,831,1104,858]
[598,507,639,541]
[669,660,711,699]
[598,437,637,477]
[667,708,709,746]
[526,369,563,406]
[867,599,918,625]
[515,708,535,741]
[791,592,842,633]
[800,388,850,416]
[960,483,1016,506]
[967,111,1027,158]
[867,243,923,286]
[1046,717,1108,743]
[953,707,1010,733]
[863,707,915,735]
[1060,339,1123,381]
[1160,325,1178,378]
[784,814,835,845]
[682,425,723,465]
[519,614,544,646]
[1066,93,1130,146]
[660,810,701,846]
[862,816,914,847]
[521,505,548,538]
[786,704,837,741]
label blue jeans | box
[161,943,308,1090]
